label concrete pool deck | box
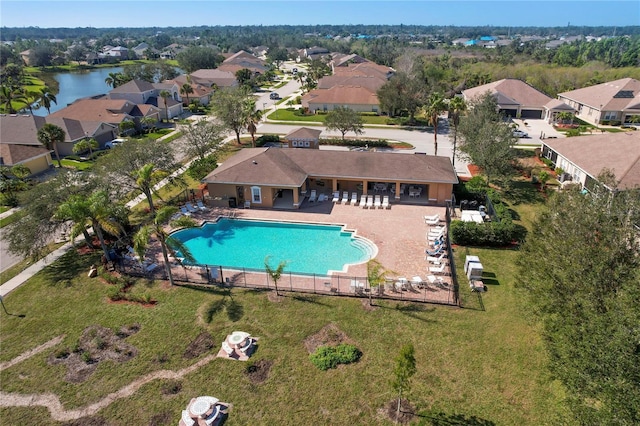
[140,198,457,305]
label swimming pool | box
[170,218,377,275]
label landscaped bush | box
[255,134,281,146]
[187,155,218,180]
[450,220,525,247]
[310,344,362,371]
[319,138,389,149]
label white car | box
[105,138,126,149]
[513,130,529,138]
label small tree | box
[180,83,194,106]
[0,164,31,207]
[391,343,416,422]
[538,170,551,191]
[264,256,287,296]
[367,259,393,305]
[324,106,364,142]
[37,123,65,168]
[72,138,99,157]
[159,90,171,122]
[424,92,447,156]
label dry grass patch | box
[245,359,273,384]
[303,323,351,354]
[182,332,215,359]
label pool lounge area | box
[134,200,457,305]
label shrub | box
[106,286,124,301]
[81,351,92,363]
[187,155,218,180]
[310,344,362,371]
[541,157,554,168]
[54,347,70,359]
[255,134,281,146]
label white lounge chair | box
[309,190,317,202]
[411,276,424,289]
[381,195,390,209]
[395,277,409,291]
[429,263,447,274]
[180,206,192,216]
[359,194,367,208]
[427,252,447,263]
[182,409,195,426]
[244,200,251,208]
[350,192,358,205]
[366,195,374,209]
[425,214,440,225]
[374,195,381,208]
[332,191,340,203]
[204,405,221,425]
[425,247,443,257]
[186,202,198,213]
[426,274,444,287]
[196,200,208,211]
[341,191,349,204]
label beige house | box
[190,69,238,88]
[557,78,640,126]
[302,86,380,113]
[0,115,53,175]
[283,127,322,149]
[203,148,458,209]
[541,131,640,192]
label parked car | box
[105,138,126,149]
[292,67,298,74]
[269,92,280,100]
[513,130,529,138]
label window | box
[251,186,262,203]
[304,141,310,147]
[604,111,617,120]
[291,141,298,147]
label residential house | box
[218,50,268,75]
[557,78,640,126]
[332,62,395,80]
[203,148,458,209]
[0,115,53,175]
[108,79,181,120]
[317,74,387,92]
[166,75,213,106]
[49,98,160,136]
[190,69,238,89]
[251,45,269,59]
[330,53,369,70]
[44,117,118,155]
[301,46,331,61]
[302,85,380,114]
[103,46,129,59]
[131,42,158,59]
[283,127,322,149]
[462,78,570,120]
[541,131,640,192]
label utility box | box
[464,255,480,274]
[467,262,484,280]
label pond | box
[33,67,122,116]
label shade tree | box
[324,106,364,142]
[210,86,254,145]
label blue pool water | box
[170,218,377,275]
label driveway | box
[512,118,565,144]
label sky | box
[1,0,639,28]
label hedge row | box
[450,220,526,247]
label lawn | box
[268,108,390,125]
[0,193,571,425]
[60,158,94,171]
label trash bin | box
[228,197,237,208]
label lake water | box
[33,67,122,116]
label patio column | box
[332,178,338,192]
[362,180,368,195]
[395,182,401,200]
[293,189,300,209]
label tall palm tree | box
[180,83,194,106]
[133,163,168,215]
[105,72,122,88]
[133,206,195,286]
[246,107,263,147]
[37,123,65,168]
[424,92,447,156]
[36,86,57,115]
[56,191,122,260]
[447,96,467,167]
[159,90,171,122]
[0,84,27,114]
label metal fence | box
[121,261,459,306]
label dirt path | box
[0,351,218,421]
[0,335,65,371]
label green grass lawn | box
[60,159,94,171]
[0,191,571,425]
[268,109,390,125]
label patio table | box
[190,397,212,417]
[228,333,247,347]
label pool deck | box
[143,199,456,305]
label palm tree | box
[265,256,287,296]
[133,163,168,215]
[180,83,194,106]
[447,96,467,167]
[159,90,171,122]
[141,116,157,134]
[246,107,263,147]
[105,72,122,88]
[56,191,122,260]
[0,84,27,114]
[133,206,195,286]
[557,111,574,125]
[424,92,447,156]
[36,86,57,115]
[37,123,65,168]
[72,138,99,157]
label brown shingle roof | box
[302,86,379,107]
[190,69,238,88]
[285,127,322,140]
[558,78,640,111]
[109,79,155,93]
[543,131,640,190]
[0,115,45,145]
[462,79,552,109]
[49,99,135,124]
[0,143,51,166]
[317,75,386,92]
[203,148,458,186]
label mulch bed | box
[246,359,273,384]
[183,332,215,359]
[303,323,351,354]
[48,324,139,383]
[385,398,417,424]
